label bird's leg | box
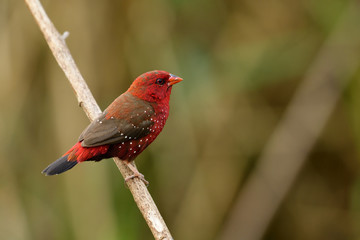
[124,161,149,186]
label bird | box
[42,70,182,183]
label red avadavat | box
[43,70,182,182]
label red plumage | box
[43,70,182,181]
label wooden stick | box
[220,2,360,240]
[24,0,173,239]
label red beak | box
[168,74,183,86]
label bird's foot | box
[125,173,149,186]
[124,161,149,186]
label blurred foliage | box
[1,0,360,239]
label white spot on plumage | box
[138,145,141,147]
[125,136,128,139]
[130,148,132,150]
[99,121,102,124]
[130,142,132,145]
[129,137,132,139]
[140,139,143,142]
[134,151,137,153]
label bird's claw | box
[125,173,149,186]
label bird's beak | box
[168,74,183,86]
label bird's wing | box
[79,94,155,147]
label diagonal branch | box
[24,0,173,239]
[220,2,360,240]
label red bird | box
[43,70,182,182]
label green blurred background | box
[1,0,360,239]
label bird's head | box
[128,70,183,103]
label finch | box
[43,70,182,182]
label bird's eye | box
[155,78,166,85]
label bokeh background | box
[1,0,360,239]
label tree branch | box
[24,0,173,239]
[220,2,360,240]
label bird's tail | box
[42,155,78,176]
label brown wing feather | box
[79,93,155,147]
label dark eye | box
[155,78,166,85]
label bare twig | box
[24,0,173,239]
[220,2,360,240]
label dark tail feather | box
[42,155,78,176]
